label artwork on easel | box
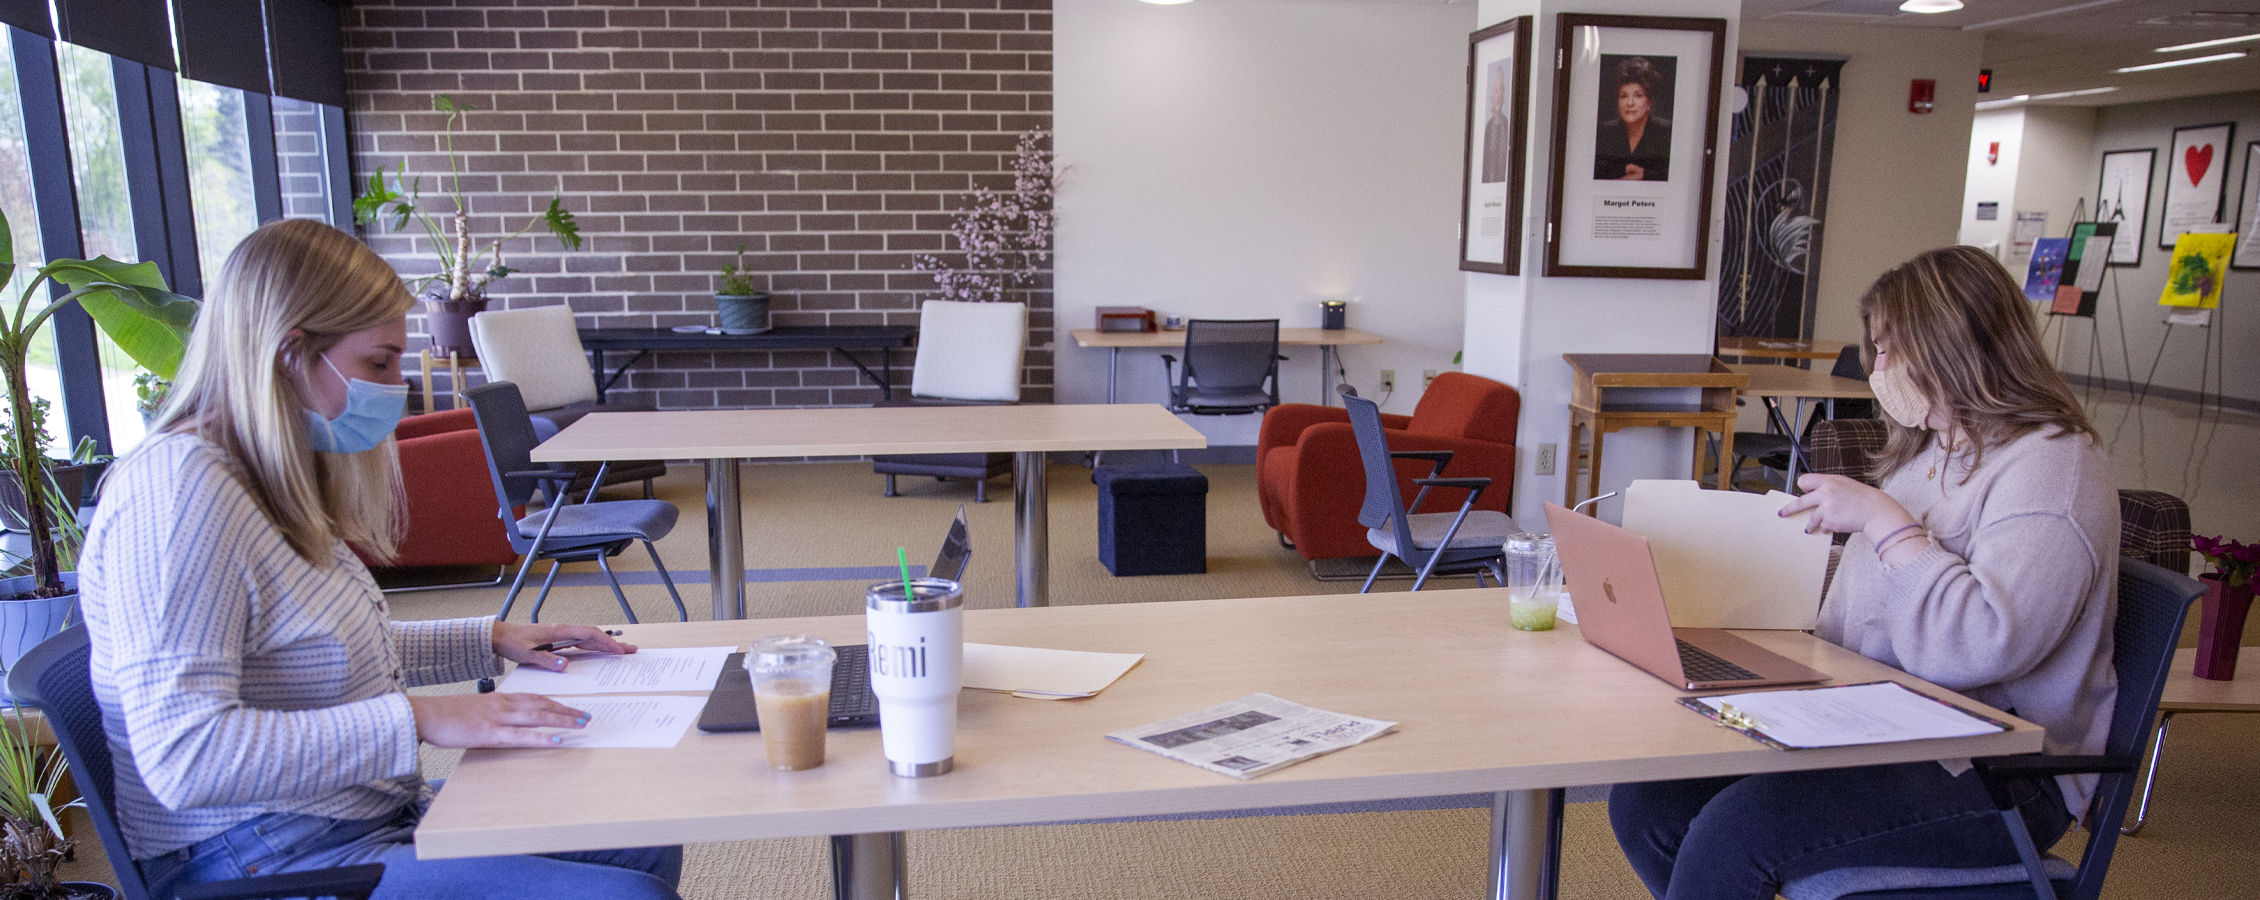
[2160,232,2235,308]
[2161,122,2234,249]
[2050,221,2115,317]
[2096,149,2153,267]
[2023,237,2068,303]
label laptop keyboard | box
[1677,639,1761,683]
[832,644,876,717]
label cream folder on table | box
[963,643,1145,700]
[1621,479,1832,631]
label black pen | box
[531,630,624,653]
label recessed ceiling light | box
[1899,0,1963,12]
[2116,51,2250,73]
[2156,33,2260,53]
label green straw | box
[896,547,915,599]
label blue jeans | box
[1608,761,2071,900]
[141,802,682,900]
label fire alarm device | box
[1988,142,2000,165]
[1909,79,1936,115]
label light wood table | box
[1726,363,1875,488]
[530,404,1206,615]
[1716,337,1851,364]
[2124,647,2260,834]
[1563,354,1747,510]
[414,590,2040,900]
[417,349,479,413]
[1070,327,1385,406]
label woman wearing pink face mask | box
[1607,246,2117,900]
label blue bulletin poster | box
[2023,238,2068,302]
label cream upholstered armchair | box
[466,304,666,497]
[871,300,1028,501]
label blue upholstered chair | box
[8,625,386,900]
[465,382,687,624]
[1780,558,2206,900]
[1340,385,1515,592]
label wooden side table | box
[1563,354,1746,511]
[419,349,480,413]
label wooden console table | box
[1562,354,1746,511]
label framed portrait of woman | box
[1459,17,1532,275]
[1542,14,1727,280]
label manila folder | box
[1622,479,1831,630]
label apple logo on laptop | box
[1602,578,1619,604]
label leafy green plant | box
[353,94,583,302]
[0,207,197,598]
[0,702,75,900]
[717,244,756,296]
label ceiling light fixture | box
[2115,51,2250,73]
[2031,86,2119,100]
[1974,94,2030,111]
[1899,0,1962,12]
[2155,33,2260,53]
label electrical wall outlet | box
[1378,369,1395,393]
[1536,443,1557,476]
[1422,369,1439,388]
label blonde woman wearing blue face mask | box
[1608,246,2117,900]
[79,220,683,900]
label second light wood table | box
[531,404,1207,615]
[1726,363,1876,487]
[2123,647,2260,834]
[414,589,2041,900]
[1070,327,1385,405]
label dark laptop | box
[697,506,970,732]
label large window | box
[180,78,259,279]
[0,36,70,455]
[57,43,146,452]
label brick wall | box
[342,0,1055,410]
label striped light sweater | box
[79,432,503,859]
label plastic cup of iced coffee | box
[749,635,836,771]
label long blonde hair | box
[146,219,415,563]
[1857,245,2096,480]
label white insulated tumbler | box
[865,577,964,777]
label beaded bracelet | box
[1872,522,1922,551]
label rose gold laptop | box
[1544,502,1829,691]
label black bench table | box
[577,326,919,402]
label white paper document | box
[1106,693,1397,779]
[537,695,707,749]
[964,643,1145,699]
[1693,681,2007,750]
[496,646,736,695]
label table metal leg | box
[1106,347,1119,404]
[1320,346,1336,406]
[2123,710,2177,836]
[1014,450,1049,608]
[829,832,905,900]
[1783,398,1813,490]
[1488,789,1564,900]
[705,457,745,620]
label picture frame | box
[1542,14,1727,280]
[2233,141,2260,270]
[1459,17,1532,275]
[2094,148,2153,267]
[2159,122,2234,250]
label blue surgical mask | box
[303,353,407,454]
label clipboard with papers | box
[1679,681,2012,751]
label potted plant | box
[2192,533,2258,680]
[0,699,104,900]
[353,94,582,355]
[0,208,196,682]
[714,244,770,335]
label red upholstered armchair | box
[1257,372,1520,561]
[361,409,520,570]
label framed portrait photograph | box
[2095,148,2153,267]
[1543,14,1727,279]
[2233,141,2260,269]
[2159,122,2234,249]
[1459,17,1533,275]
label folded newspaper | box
[1104,693,1398,779]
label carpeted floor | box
[60,393,2260,898]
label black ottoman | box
[1095,465,1209,576]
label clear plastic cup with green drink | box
[1504,533,1562,631]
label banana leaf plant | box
[0,208,198,598]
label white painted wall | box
[1959,108,2026,257]
[2011,106,2101,256]
[1052,0,1474,447]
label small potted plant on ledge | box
[714,244,770,335]
[354,94,582,355]
[0,697,103,900]
[2192,533,2258,680]
[0,210,195,658]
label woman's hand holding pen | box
[409,693,593,748]
[492,621,636,673]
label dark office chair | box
[1340,385,1515,592]
[1162,319,1284,416]
[1732,344,1873,489]
[7,625,386,900]
[1781,558,2207,900]
[465,382,688,624]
